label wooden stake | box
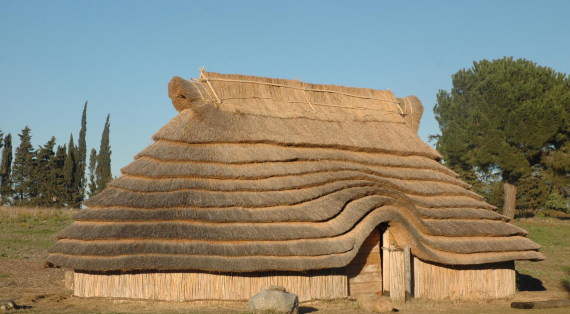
[382,230,390,295]
[404,246,412,300]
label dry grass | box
[0,206,76,260]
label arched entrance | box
[346,227,382,297]
[346,224,410,300]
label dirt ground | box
[1,211,569,313]
[0,256,568,313]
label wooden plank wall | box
[347,228,382,297]
[413,258,516,300]
[73,268,348,302]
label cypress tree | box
[35,137,56,207]
[51,144,67,207]
[77,101,88,204]
[12,126,36,205]
[0,133,12,205]
[88,148,97,197]
[95,114,112,194]
[63,134,79,208]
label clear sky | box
[1,0,569,179]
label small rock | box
[357,293,393,313]
[248,289,298,314]
[0,300,17,311]
[268,285,287,292]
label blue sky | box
[1,0,569,179]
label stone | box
[268,285,287,292]
[248,289,299,314]
[357,293,393,313]
[0,300,17,311]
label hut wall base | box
[413,258,515,300]
[72,269,348,302]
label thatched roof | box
[46,70,544,272]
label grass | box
[0,206,76,260]
[512,216,570,291]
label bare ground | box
[0,266,568,314]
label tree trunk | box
[503,181,517,220]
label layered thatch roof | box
[47,70,544,272]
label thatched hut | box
[47,70,544,302]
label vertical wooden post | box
[404,246,412,301]
[64,269,74,290]
[413,256,421,298]
[382,230,391,296]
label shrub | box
[544,190,569,213]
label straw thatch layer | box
[134,142,455,175]
[152,102,441,159]
[49,198,543,271]
[46,71,544,273]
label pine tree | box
[433,57,570,219]
[88,148,97,197]
[12,126,36,205]
[63,134,79,208]
[95,114,112,194]
[76,101,88,204]
[543,142,570,203]
[0,133,13,205]
[34,137,56,207]
[50,144,67,207]
[516,166,551,215]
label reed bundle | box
[413,258,515,300]
[73,269,347,302]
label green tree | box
[64,134,80,208]
[544,190,569,213]
[95,114,112,194]
[0,133,12,205]
[76,101,88,204]
[50,144,68,207]
[471,167,504,208]
[12,126,37,205]
[88,148,97,197]
[516,166,551,215]
[433,57,570,219]
[543,142,570,202]
[34,137,57,207]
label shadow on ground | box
[516,271,546,291]
[515,211,536,219]
[562,270,570,296]
[299,306,319,313]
